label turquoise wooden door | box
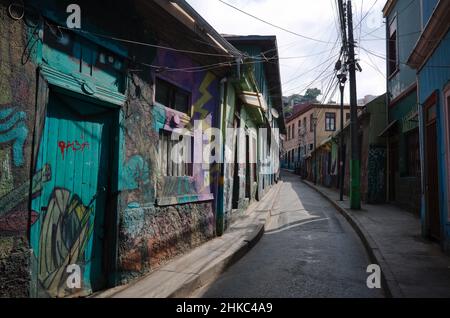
[31,91,116,297]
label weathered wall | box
[1,0,224,296]
[117,49,220,283]
[0,0,39,297]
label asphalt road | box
[195,171,384,298]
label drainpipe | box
[216,77,228,236]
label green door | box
[31,91,117,297]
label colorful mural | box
[0,107,28,167]
[35,188,94,297]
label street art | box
[0,107,28,167]
[367,147,386,203]
[35,188,94,297]
[0,164,51,233]
[119,202,214,278]
[57,140,90,160]
[118,53,218,281]
[122,155,150,191]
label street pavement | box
[303,178,450,298]
[194,171,384,298]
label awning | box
[407,111,419,122]
[239,91,268,112]
[378,120,399,137]
[239,91,268,124]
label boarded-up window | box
[159,130,193,176]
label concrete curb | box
[301,179,404,298]
[93,181,283,298]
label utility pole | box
[338,74,346,201]
[346,0,361,209]
[337,0,348,202]
[313,112,317,185]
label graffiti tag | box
[58,141,90,159]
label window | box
[406,129,420,177]
[310,114,314,132]
[325,112,336,131]
[303,118,307,131]
[292,122,296,139]
[159,130,193,176]
[346,112,350,122]
[298,120,301,134]
[156,78,191,114]
[309,143,313,151]
[388,17,398,76]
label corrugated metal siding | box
[418,29,450,234]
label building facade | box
[306,95,387,203]
[407,0,450,252]
[282,103,351,176]
[382,0,422,215]
[0,0,284,297]
[217,35,285,232]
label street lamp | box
[337,72,347,201]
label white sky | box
[186,0,387,103]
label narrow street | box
[195,171,384,298]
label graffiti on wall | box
[367,146,386,203]
[57,140,90,160]
[118,51,218,278]
[0,107,28,167]
[34,187,94,297]
[0,164,51,233]
[119,202,214,280]
[122,155,150,191]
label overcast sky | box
[186,0,387,103]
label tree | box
[304,88,321,102]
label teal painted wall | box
[386,0,421,100]
[418,29,450,251]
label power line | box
[360,46,450,68]
[217,0,335,44]
[281,51,341,88]
[354,0,379,29]
[362,50,386,78]
[56,25,238,58]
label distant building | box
[307,95,387,201]
[282,103,352,175]
[358,95,377,106]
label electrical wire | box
[360,46,450,68]
[217,0,335,44]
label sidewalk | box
[302,178,450,298]
[93,181,282,298]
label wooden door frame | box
[31,82,122,293]
[423,91,441,239]
[443,84,450,223]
